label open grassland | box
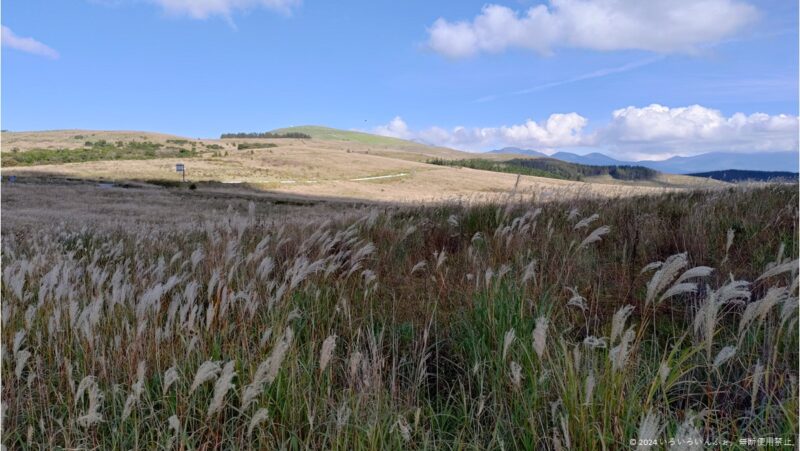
[2,184,797,449]
[2,130,722,203]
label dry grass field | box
[1,178,797,449]
[1,129,722,204]
[3,128,796,450]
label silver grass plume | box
[751,361,764,413]
[163,366,179,396]
[610,328,635,372]
[395,416,412,442]
[738,287,789,339]
[247,408,270,437]
[410,261,427,275]
[12,330,25,355]
[578,226,610,249]
[573,213,599,230]
[659,363,670,384]
[14,350,31,380]
[207,361,236,417]
[712,346,737,368]
[521,260,537,284]
[509,361,523,389]
[502,329,516,361]
[189,360,221,393]
[645,253,688,306]
[168,414,181,436]
[756,258,798,281]
[336,403,351,431]
[669,414,702,451]
[532,317,549,359]
[319,335,337,373]
[583,336,607,349]
[265,327,294,383]
[610,305,634,343]
[242,327,294,409]
[636,410,662,451]
[721,228,735,264]
[121,361,146,422]
[75,376,104,427]
[565,287,587,311]
[583,372,595,406]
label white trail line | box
[350,173,408,181]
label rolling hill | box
[2,127,723,204]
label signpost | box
[176,163,185,182]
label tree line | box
[220,132,311,139]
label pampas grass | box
[583,372,595,406]
[610,328,635,372]
[2,184,796,449]
[75,376,104,427]
[578,225,610,249]
[610,305,634,343]
[509,361,523,389]
[636,410,661,451]
[162,366,179,396]
[14,350,31,379]
[532,317,548,359]
[168,414,181,434]
[248,408,270,437]
[190,361,221,393]
[121,361,146,422]
[712,346,737,368]
[502,329,516,361]
[670,414,703,451]
[645,253,688,305]
[207,361,236,417]
[319,335,337,373]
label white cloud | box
[428,0,757,58]
[373,106,798,160]
[372,116,412,140]
[1,26,59,59]
[149,0,300,19]
[601,104,799,159]
[373,113,589,150]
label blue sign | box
[176,163,185,172]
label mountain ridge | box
[487,148,799,174]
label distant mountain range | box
[487,148,799,174]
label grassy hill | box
[2,128,723,202]
[270,125,414,146]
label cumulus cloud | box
[1,26,59,59]
[372,116,413,140]
[149,0,300,19]
[373,113,589,150]
[373,105,798,160]
[601,104,799,159]
[428,0,757,58]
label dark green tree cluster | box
[428,158,657,182]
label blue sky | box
[2,0,798,159]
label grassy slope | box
[270,125,411,146]
[2,129,722,201]
[270,125,466,159]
